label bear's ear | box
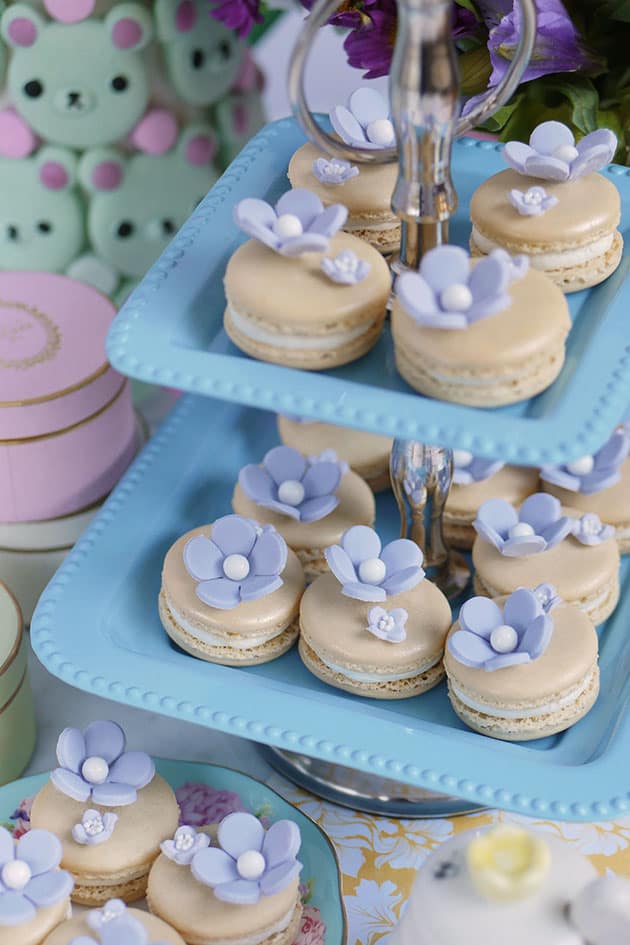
[105,3,153,52]
[79,149,126,194]
[37,147,79,192]
[1,4,46,49]
[155,0,198,41]
[178,124,218,167]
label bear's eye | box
[24,80,44,99]
[219,40,231,59]
[116,221,135,238]
[111,75,129,93]
[162,219,176,236]
[191,48,205,69]
[37,221,52,235]
[6,225,19,241]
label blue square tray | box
[106,118,630,466]
[31,395,630,822]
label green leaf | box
[478,96,522,134]
[454,0,481,18]
[459,46,492,95]
[536,76,600,134]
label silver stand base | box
[263,747,486,819]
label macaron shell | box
[446,465,540,520]
[42,907,185,945]
[0,899,68,945]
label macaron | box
[0,826,73,945]
[391,245,570,406]
[232,446,375,581]
[472,493,620,625]
[444,587,599,740]
[540,425,630,554]
[224,188,390,370]
[470,121,622,293]
[147,813,303,945]
[42,899,185,945]
[159,515,305,665]
[29,721,179,906]
[277,415,393,493]
[444,451,539,550]
[299,525,452,698]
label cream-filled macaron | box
[472,493,620,625]
[0,826,73,945]
[224,188,390,370]
[299,525,452,698]
[233,446,375,580]
[391,246,570,406]
[148,814,303,945]
[470,121,622,293]
[29,721,179,906]
[445,587,599,740]
[445,451,539,549]
[277,415,393,493]
[160,516,305,665]
[42,899,185,945]
[541,425,630,554]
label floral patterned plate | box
[0,759,344,945]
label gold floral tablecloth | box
[269,775,630,945]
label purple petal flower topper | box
[312,157,359,186]
[161,826,210,866]
[504,121,617,183]
[367,606,407,643]
[72,810,118,847]
[325,525,425,602]
[508,186,558,217]
[74,899,171,945]
[330,87,395,150]
[397,246,528,331]
[321,250,370,285]
[51,721,155,808]
[448,587,555,672]
[474,493,573,557]
[0,826,73,926]
[541,427,630,496]
[184,515,288,610]
[452,449,504,486]
[191,812,302,905]
[571,513,615,546]
[239,446,345,523]
[234,188,347,257]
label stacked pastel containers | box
[0,580,35,784]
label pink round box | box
[0,272,138,523]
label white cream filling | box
[450,669,596,720]
[317,651,441,683]
[471,227,614,270]
[167,596,285,650]
[227,303,376,351]
[197,905,295,945]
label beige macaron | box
[470,169,622,293]
[444,593,599,741]
[223,232,390,370]
[160,518,305,666]
[42,904,185,945]
[288,142,399,254]
[3,900,69,945]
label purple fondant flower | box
[234,189,347,257]
[72,810,118,847]
[312,157,359,186]
[239,447,344,523]
[0,826,73,926]
[209,0,263,37]
[330,87,395,149]
[474,494,573,557]
[367,606,407,643]
[504,121,617,182]
[452,449,504,486]
[88,899,128,931]
[75,901,170,945]
[325,525,425,602]
[533,582,562,612]
[184,516,287,610]
[51,721,155,808]
[508,186,558,216]
[321,250,370,285]
[571,513,615,546]
[176,783,246,827]
[192,812,302,905]
[540,428,630,496]
[161,826,209,866]
[448,588,554,672]
[397,246,524,330]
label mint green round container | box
[0,582,36,785]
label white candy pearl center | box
[85,816,104,836]
[223,553,250,581]
[440,283,473,312]
[378,615,394,632]
[490,624,518,654]
[566,454,594,476]
[237,850,266,881]
[278,479,305,506]
[366,118,394,146]
[176,834,194,851]
[2,860,32,890]
[452,449,473,468]
[524,189,543,204]
[553,144,578,163]
[82,756,109,785]
[273,214,303,239]
[508,522,535,539]
[358,557,386,585]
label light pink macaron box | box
[0,272,137,523]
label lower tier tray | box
[32,395,630,822]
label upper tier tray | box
[31,394,630,822]
[107,118,630,466]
